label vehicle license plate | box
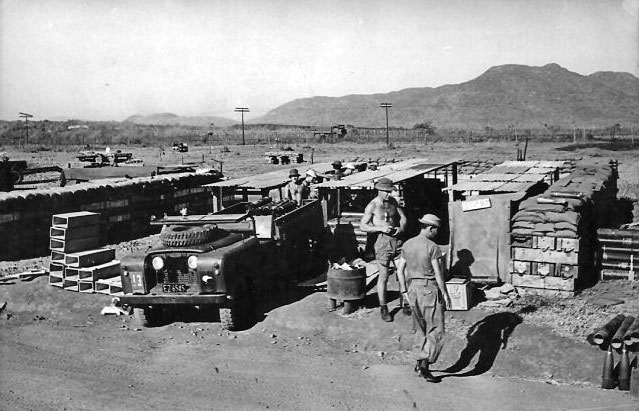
[163,283,188,293]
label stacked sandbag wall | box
[510,160,618,295]
[0,172,221,261]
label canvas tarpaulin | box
[448,192,525,283]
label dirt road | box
[1,277,637,411]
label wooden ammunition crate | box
[511,274,577,297]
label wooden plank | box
[65,248,116,268]
[511,274,576,291]
[50,224,100,241]
[52,211,101,228]
[533,236,556,251]
[512,247,578,265]
[64,267,80,281]
[50,236,100,253]
[49,273,64,287]
[78,280,94,293]
[77,260,121,281]
[62,278,79,292]
[50,262,65,278]
[95,276,123,295]
[50,250,66,264]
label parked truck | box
[118,198,328,330]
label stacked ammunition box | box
[510,161,618,296]
[48,211,121,294]
[598,228,639,280]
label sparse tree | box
[413,121,437,135]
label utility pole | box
[209,122,215,154]
[234,107,249,145]
[19,112,33,146]
[380,103,392,146]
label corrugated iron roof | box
[205,163,335,190]
[313,160,457,190]
[447,160,557,193]
[484,166,531,174]
[472,174,518,182]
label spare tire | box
[160,224,218,247]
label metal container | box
[326,267,366,301]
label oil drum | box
[327,266,366,314]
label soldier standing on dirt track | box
[359,177,408,322]
[396,213,452,382]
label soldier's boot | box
[380,304,392,322]
[415,360,441,383]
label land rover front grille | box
[155,255,198,284]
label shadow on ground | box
[435,312,523,378]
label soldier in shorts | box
[397,214,452,382]
[360,177,407,322]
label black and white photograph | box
[1,0,638,409]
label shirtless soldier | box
[397,214,452,382]
[360,177,407,322]
[285,168,305,206]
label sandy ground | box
[2,139,639,409]
[1,275,638,410]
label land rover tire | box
[133,306,156,327]
[160,224,217,247]
[220,283,253,331]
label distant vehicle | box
[172,142,189,153]
[77,149,134,167]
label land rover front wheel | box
[133,306,156,327]
[220,284,253,331]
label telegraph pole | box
[19,112,33,145]
[379,103,392,146]
[234,107,249,145]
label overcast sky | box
[0,0,637,122]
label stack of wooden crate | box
[509,161,617,296]
[48,211,122,295]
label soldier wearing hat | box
[285,168,306,206]
[397,213,451,382]
[360,177,407,322]
[302,169,320,199]
[329,160,345,181]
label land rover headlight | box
[187,255,198,270]
[151,256,165,270]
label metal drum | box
[326,266,366,314]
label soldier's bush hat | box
[419,214,441,227]
[374,177,396,192]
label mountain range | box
[124,113,237,128]
[127,63,639,129]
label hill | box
[253,63,639,129]
[124,113,237,128]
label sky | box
[0,0,637,122]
